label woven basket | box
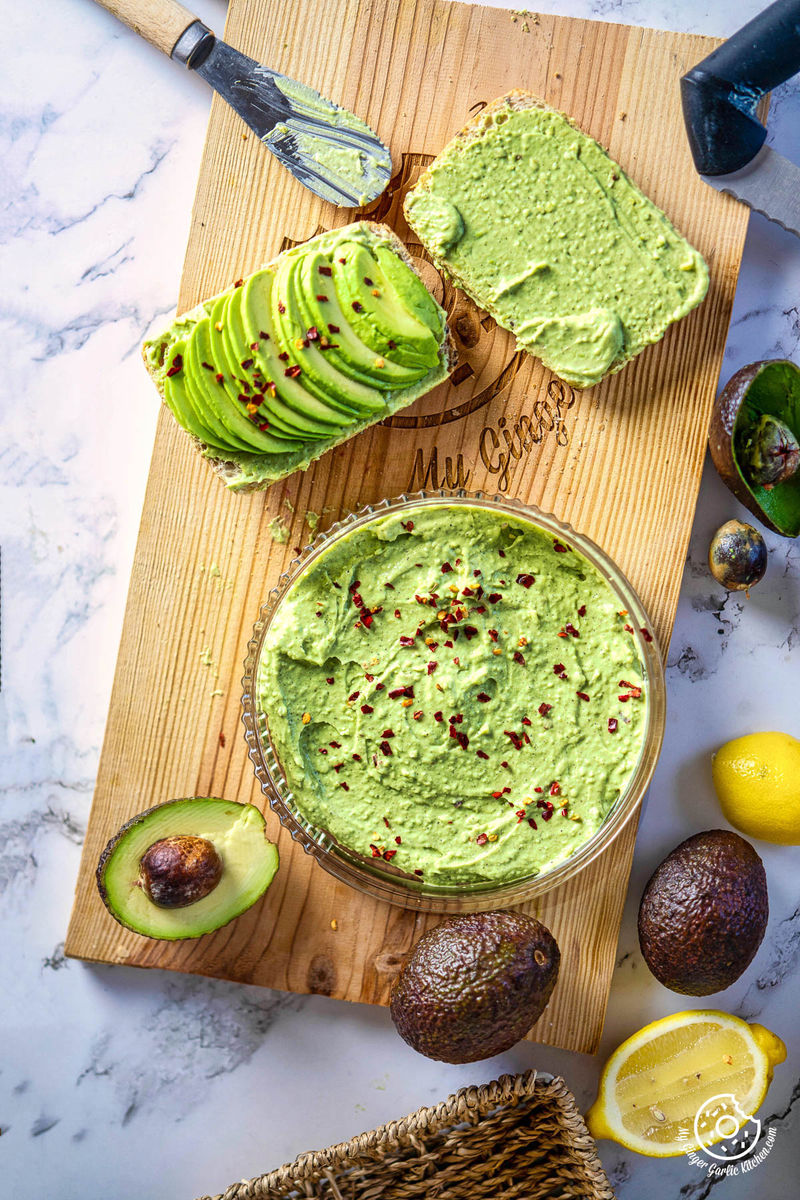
[198,1070,615,1200]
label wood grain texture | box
[98,0,198,56]
[65,0,752,1053]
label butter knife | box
[681,0,800,239]
[96,0,392,207]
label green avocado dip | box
[142,223,449,491]
[404,98,708,389]
[257,503,648,885]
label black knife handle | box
[681,0,800,176]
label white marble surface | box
[2,1,799,1196]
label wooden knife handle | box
[97,0,201,58]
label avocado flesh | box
[97,798,279,940]
[198,300,299,455]
[333,241,441,369]
[375,244,445,339]
[163,340,230,452]
[219,285,313,442]
[186,316,266,454]
[241,270,355,431]
[296,250,426,388]
[272,254,388,417]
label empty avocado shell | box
[710,360,800,537]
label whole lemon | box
[712,731,800,844]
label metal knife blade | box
[702,144,800,239]
[193,38,392,208]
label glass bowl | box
[242,490,666,913]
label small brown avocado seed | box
[139,835,223,908]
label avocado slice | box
[272,254,388,416]
[374,243,445,338]
[96,797,279,940]
[638,829,768,995]
[162,340,231,452]
[295,249,427,388]
[185,316,266,454]
[332,240,441,369]
[240,269,356,430]
[390,911,560,1063]
[221,282,336,443]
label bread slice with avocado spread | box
[404,91,708,390]
[142,222,454,492]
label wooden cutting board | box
[65,0,751,1053]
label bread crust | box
[142,221,455,492]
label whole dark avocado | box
[389,911,560,1063]
[638,829,768,996]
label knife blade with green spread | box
[681,0,800,239]
[96,0,392,207]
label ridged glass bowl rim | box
[242,489,666,913]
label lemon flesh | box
[586,1011,786,1157]
[712,731,800,844]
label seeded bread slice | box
[404,90,708,390]
[142,221,455,492]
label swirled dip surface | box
[258,504,647,884]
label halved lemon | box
[586,1010,786,1157]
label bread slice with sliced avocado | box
[142,222,455,491]
[404,91,708,390]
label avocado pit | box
[139,834,223,909]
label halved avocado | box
[96,798,279,940]
[710,359,800,537]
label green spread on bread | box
[142,223,452,490]
[404,93,708,389]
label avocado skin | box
[638,829,768,996]
[389,911,560,1063]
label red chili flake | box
[565,623,580,638]
[363,276,374,286]
[201,361,215,371]
[488,629,499,643]
[516,573,536,588]
[307,325,319,341]
[165,354,183,377]
[325,677,334,685]
[241,357,254,369]
[258,421,270,431]
[394,836,402,845]
[214,372,224,383]
[561,806,569,817]
[513,651,526,665]
[528,817,538,830]
[382,729,395,739]
[318,265,332,276]
[501,761,510,769]
[499,549,506,558]
[534,786,543,794]
[541,806,554,822]
[516,809,527,823]
[218,731,226,747]
[277,302,286,314]
[450,714,464,724]
[608,718,618,733]
[315,294,329,302]
[449,725,469,749]
[388,686,413,700]
[576,691,590,702]
[476,692,491,703]
[444,640,453,649]
[413,710,423,721]
[360,704,374,714]
[284,364,302,378]
[329,741,341,749]
[333,763,343,773]
[618,694,631,702]
[382,848,396,861]
[433,711,444,723]
[401,520,414,532]
[370,844,381,858]
[550,781,561,796]
[476,833,488,846]
[641,628,654,643]
[427,661,438,675]
[318,748,328,755]
[352,753,362,762]
[379,740,393,756]
[259,330,270,340]
[463,625,479,640]
[414,868,424,876]
[375,683,385,691]
[476,749,489,759]
[339,782,350,791]
[578,604,587,617]
[553,663,565,674]
[278,351,289,361]
[399,635,415,647]
[328,323,340,333]
[382,816,391,828]
[441,562,453,574]
[553,541,568,553]
[504,730,524,750]
[487,593,502,604]
[352,301,364,312]
[394,609,401,619]
[347,691,360,702]
[624,623,634,633]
